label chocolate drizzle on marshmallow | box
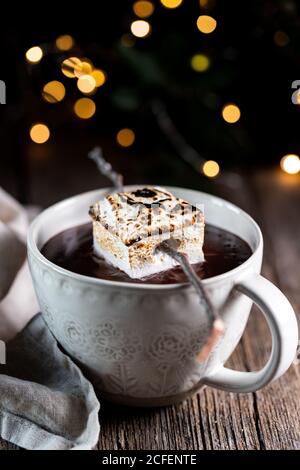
[89,186,205,279]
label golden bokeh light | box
[222,103,241,123]
[280,154,300,175]
[196,15,217,34]
[74,61,93,78]
[30,123,50,144]
[77,74,96,94]
[91,69,106,87]
[295,90,300,105]
[55,35,74,51]
[160,0,183,8]
[74,98,96,119]
[133,1,154,18]
[199,0,215,7]
[274,31,289,47]
[131,20,151,38]
[116,128,136,147]
[61,57,82,78]
[191,54,210,72]
[202,160,220,178]
[25,46,43,64]
[42,81,66,103]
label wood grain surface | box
[1,169,299,450]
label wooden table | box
[1,169,300,450]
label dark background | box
[0,0,299,206]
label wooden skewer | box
[88,147,124,192]
[89,148,224,362]
[156,239,224,362]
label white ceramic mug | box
[27,186,298,406]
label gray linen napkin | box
[0,187,38,340]
[0,187,100,449]
[0,314,100,450]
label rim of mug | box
[27,186,263,291]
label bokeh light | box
[191,54,210,72]
[199,0,215,7]
[42,81,66,103]
[91,69,106,87]
[77,75,96,94]
[116,128,136,147]
[25,46,43,64]
[55,35,74,51]
[222,103,241,123]
[160,0,183,9]
[131,20,151,38]
[196,15,217,34]
[74,98,96,119]
[74,61,93,78]
[133,1,154,18]
[61,57,82,78]
[274,31,289,47]
[202,160,220,178]
[294,90,300,105]
[30,123,50,144]
[280,154,300,175]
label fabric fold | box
[0,314,100,450]
[0,187,101,450]
[0,187,38,341]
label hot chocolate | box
[41,223,252,284]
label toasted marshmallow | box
[89,187,205,279]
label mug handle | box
[203,273,298,393]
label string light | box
[191,54,210,72]
[61,57,82,78]
[74,98,96,119]
[30,123,50,144]
[196,15,217,34]
[280,154,300,175]
[42,81,65,103]
[160,0,183,9]
[202,160,220,178]
[55,35,74,51]
[274,31,289,47]
[116,128,135,147]
[222,103,241,123]
[25,46,43,64]
[133,1,154,18]
[77,75,96,94]
[131,20,151,38]
[91,69,106,87]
